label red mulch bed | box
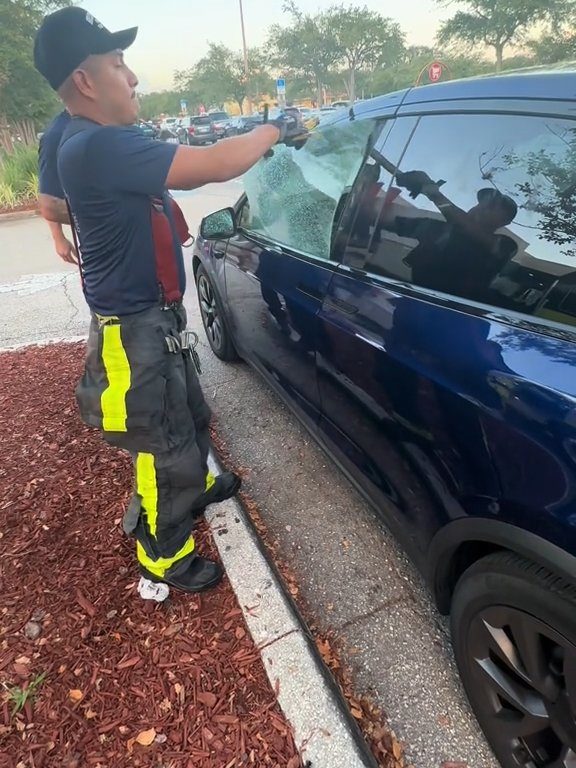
[0,343,302,768]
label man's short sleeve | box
[39,127,65,198]
[90,127,178,195]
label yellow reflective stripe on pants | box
[136,453,158,536]
[136,537,196,579]
[101,324,130,432]
[205,471,215,492]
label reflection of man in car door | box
[388,171,518,303]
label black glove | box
[396,170,446,199]
[263,105,309,151]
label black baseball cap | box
[34,7,138,91]
[477,188,518,223]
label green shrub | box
[0,145,39,208]
[0,183,19,208]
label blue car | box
[194,70,576,768]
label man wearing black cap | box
[391,171,519,302]
[33,7,299,596]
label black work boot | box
[140,557,223,593]
[191,472,242,519]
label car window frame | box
[335,103,576,346]
[235,115,388,269]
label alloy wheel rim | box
[198,275,223,352]
[467,605,576,767]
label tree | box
[0,0,70,126]
[138,91,188,120]
[177,43,273,114]
[324,4,406,102]
[269,3,341,107]
[530,30,576,63]
[504,124,576,262]
[437,0,575,72]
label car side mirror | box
[200,207,237,240]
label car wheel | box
[451,551,576,768]
[196,265,237,362]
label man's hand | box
[54,235,78,265]
[396,170,445,199]
[47,220,78,264]
[264,107,309,150]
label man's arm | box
[423,185,496,251]
[39,192,70,224]
[166,125,280,190]
[395,170,498,252]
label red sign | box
[428,62,443,83]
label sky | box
[81,0,452,92]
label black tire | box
[451,551,576,768]
[195,265,238,362]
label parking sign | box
[428,62,443,82]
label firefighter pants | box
[76,304,214,579]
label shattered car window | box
[242,119,376,260]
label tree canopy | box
[0,0,69,126]
[175,43,273,114]
[437,0,576,71]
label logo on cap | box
[85,12,104,29]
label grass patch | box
[2,672,47,716]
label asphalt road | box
[0,185,498,768]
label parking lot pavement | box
[0,186,498,767]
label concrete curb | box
[207,454,378,768]
[0,335,87,353]
[0,208,40,223]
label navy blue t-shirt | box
[58,118,183,316]
[38,110,71,198]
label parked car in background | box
[137,120,157,139]
[177,115,217,145]
[296,106,314,119]
[159,116,179,133]
[193,70,576,768]
[209,111,231,138]
[224,115,263,137]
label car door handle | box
[213,246,227,259]
[324,296,359,315]
[297,283,324,301]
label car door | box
[317,105,576,558]
[222,115,381,425]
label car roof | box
[353,68,576,117]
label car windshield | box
[210,112,228,121]
[194,117,212,125]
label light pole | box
[238,0,252,114]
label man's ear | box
[71,68,95,99]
